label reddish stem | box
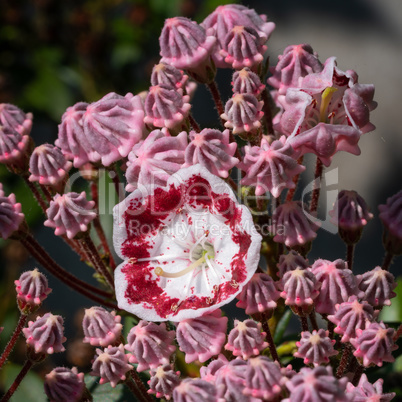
[351,364,364,386]
[336,344,352,378]
[261,89,274,137]
[285,156,304,203]
[188,114,201,132]
[382,251,394,271]
[0,314,28,370]
[79,234,115,290]
[23,177,48,213]
[207,81,225,126]
[1,359,33,401]
[346,244,355,271]
[130,371,154,402]
[19,233,117,308]
[39,184,53,203]
[261,313,279,362]
[393,324,402,342]
[310,158,324,213]
[309,311,319,331]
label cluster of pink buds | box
[0,2,400,401]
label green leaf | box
[274,308,293,344]
[85,375,133,402]
[379,276,402,322]
[0,363,46,402]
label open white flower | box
[113,165,261,321]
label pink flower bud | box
[44,367,85,402]
[183,128,239,178]
[225,319,268,359]
[44,192,96,239]
[0,184,25,239]
[277,250,309,279]
[23,313,66,355]
[144,85,191,129]
[221,93,264,134]
[91,344,132,388]
[346,374,395,402]
[82,306,122,347]
[15,269,51,312]
[29,144,72,187]
[151,63,188,89]
[232,68,265,96]
[236,273,280,316]
[148,364,180,400]
[176,309,228,363]
[125,320,176,372]
[173,378,217,402]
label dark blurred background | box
[0,0,401,400]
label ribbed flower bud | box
[15,269,51,313]
[236,273,280,316]
[44,367,85,402]
[125,320,176,372]
[23,313,66,355]
[148,364,180,400]
[44,192,96,239]
[357,267,397,308]
[82,307,122,347]
[239,136,305,197]
[277,250,309,279]
[220,26,267,70]
[144,85,191,129]
[176,309,227,363]
[232,68,265,96]
[311,259,362,315]
[29,144,72,188]
[329,190,373,244]
[151,63,188,89]
[173,378,217,402]
[379,190,402,255]
[350,322,398,367]
[294,329,337,366]
[346,374,395,402]
[91,344,132,388]
[183,128,239,178]
[225,319,268,360]
[0,184,25,239]
[221,93,264,134]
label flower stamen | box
[320,87,338,122]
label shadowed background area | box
[0,0,401,399]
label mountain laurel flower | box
[44,192,96,239]
[346,374,396,402]
[183,128,239,178]
[28,144,72,188]
[125,128,188,191]
[144,85,191,129]
[82,307,123,347]
[173,378,218,402]
[23,313,66,355]
[379,190,402,255]
[357,267,397,307]
[221,93,264,134]
[176,309,228,363]
[225,319,268,359]
[113,165,262,321]
[239,136,305,197]
[277,250,309,279]
[244,356,287,400]
[15,269,51,313]
[236,273,280,316]
[232,68,265,97]
[159,17,216,83]
[327,296,375,343]
[311,259,362,316]
[202,4,275,68]
[329,190,373,244]
[90,344,132,388]
[284,366,349,402]
[0,103,32,166]
[0,184,25,239]
[267,44,323,95]
[44,367,85,402]
[279,268,320,314]
[278,57,377,167]
[199,354,228,382]
[294,329,337,366]
[124,320,176,372]
[350,322,398,367]
[150,63,188,90]
[148,364,181,400]
[220,25,267,70]
[270,201,319,247]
